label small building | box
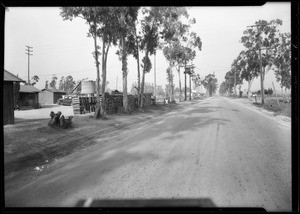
[39,88,66,104]
[19,85,41,108]
[3,69,26,125]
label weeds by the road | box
[226,95,291,117]
[251,97,291,117]
[253,99,291,117]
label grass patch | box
[252,97,291,117]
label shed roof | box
[19,85,41,93]
[41,88,66,93]
[4,69,26,82]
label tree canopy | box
[202,73,218,97]
[272,32,291,89]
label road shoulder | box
[224,97,291,129]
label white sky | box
[4,3,291,93]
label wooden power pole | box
[257,28,264,104]
[184,60,187,101]
[25,46,33,85]
[234,69,237,96]
[154,52,156,102]
[247,23,270,105]
[189,71,192,101]
[184,64,194,101]
[116,76,118,90]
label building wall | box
[19,92,39,107]
[39,90,53,104]
[3,82,14,125]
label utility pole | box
[189,68,192,101]
[257,27,264,105]
[25,46,33,85]
[154,52,156,102]
[247,23,270,105]
[234,69,237,96]
[184,60,187,101]
[184,64,194,101]
[116,76,118,90]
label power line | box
[18,67,96,79]
[6,41,93,57]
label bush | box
[256,88,273,95]
[267,88,273,95]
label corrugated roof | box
[42,88,66,93]
[19,85,40,93]
[4,69,26,82]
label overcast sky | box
[4,3,291,93]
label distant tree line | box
[220,19,290,100]
[201,73,218,97]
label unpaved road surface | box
[5,96,291,211]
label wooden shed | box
[3,69,26,125]
[39,88,66,104]
[18,85,41,108]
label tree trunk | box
[140,69,146,108]
[140,50,148,108]
[121,36,129,113]
[100,38,109,119]
[123,73,128,112]
[247,79,253,98]
[136,38,141,108]
[178,66,182,102]
[189,74,192,100]
[93,26,101,119]
[170,67,174,102]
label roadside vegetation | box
[218,18,291,117]
[251,95,291,117]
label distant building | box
[3,69,26,125]
[39,88,66,104]
[19,85,40,108]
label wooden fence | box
[72,93,153,115]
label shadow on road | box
[5,100,231,204]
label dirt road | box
[5,96,291,211]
